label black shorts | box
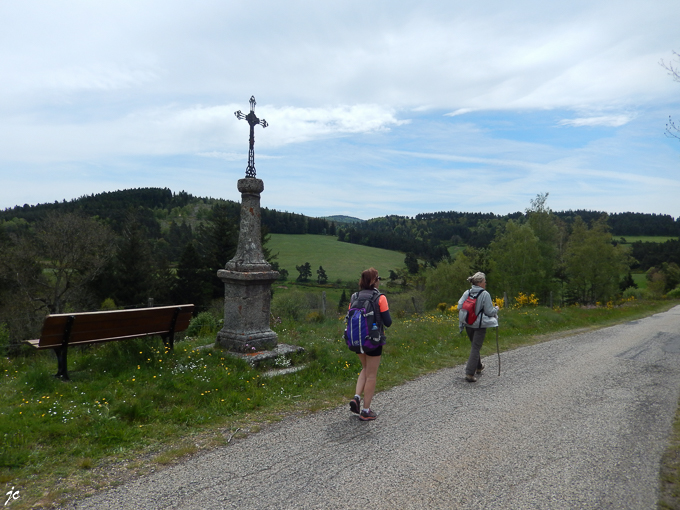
[349,345,383,357]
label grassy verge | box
[660,404,680,509]
[1,299,679,509]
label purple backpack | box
[344,290,383,352]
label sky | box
[1,0,679,220]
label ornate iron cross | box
[234,96,268,178]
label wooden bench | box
[25,304,194,380]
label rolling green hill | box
[267,234,405,284]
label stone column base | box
[216,329,278,353]
[215,269,279,352]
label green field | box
[617,236,678,244]
[632,273,648,289]
[267,234,406,284]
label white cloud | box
[45,64,160,92]
[1,0,679,216]
[445,109,475,117]
[558,115,635,127]
[263,105,409,145]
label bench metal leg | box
[54,315,75,381]
[162,307,182,350]
[54,346,70,380]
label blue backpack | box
[344,289,384,352]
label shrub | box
[622,287,648,301]
[271,290,309,321]
[514,292,539,308]
[423,254,473,309]
[186,312,219,338]
[305,311,325,323]
[667,286,680,299]
[100,298,117,310]
[385,292,423,316]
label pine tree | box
[338,289,348,312]
[317,266,328,284]
[174,242,210,308]
[296,262,312,282]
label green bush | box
[186,312,219,338]
[100,298,117,310]
[667,286,680,299]
[305,311,325,323]
[622,287,648,300]
[271,290,309,321]
[424,253,473,309]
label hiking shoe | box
[349,396,360,414]
[476,364,485,374]
[465,374,477,383]
[359,409,377,421]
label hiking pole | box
[496,326,501,376]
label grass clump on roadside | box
[0,297,678,509]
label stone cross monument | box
[215,96,279,352]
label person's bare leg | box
[355,353,367,397]
[361,355,382,409]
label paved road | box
[70,305,680,510]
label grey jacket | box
[458,285,499,332]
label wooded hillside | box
[2,188,679,343]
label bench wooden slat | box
[34,305,193,349]
[25,304,195,380]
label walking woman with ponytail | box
[348,268,392,420]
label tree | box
[405,252,419,274]
[525,192,559,302]
[564,215,631,304]
[317,266,328,284]
[174,242,211,308]
[11,212,114,314]
[195,203,238,299]
[338,289,349,312]
[660,51,680,141]
[151,256,176,306]
[646,262,680,295]
[0,224,44,344]
[489,220,543,300]
[270,261,288,281]
[424,251,474,309]
[619,271,637,292]
[296,262,312,282]
[110,218,155,306]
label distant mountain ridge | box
[2,188,679,257]
[0,187,345,237]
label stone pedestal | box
[216,178,279,352]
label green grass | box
[660,405,680,509]
[447,245,465,258]
[1,298,679,509]
[632,273,648,289]
[267,234,406,284]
